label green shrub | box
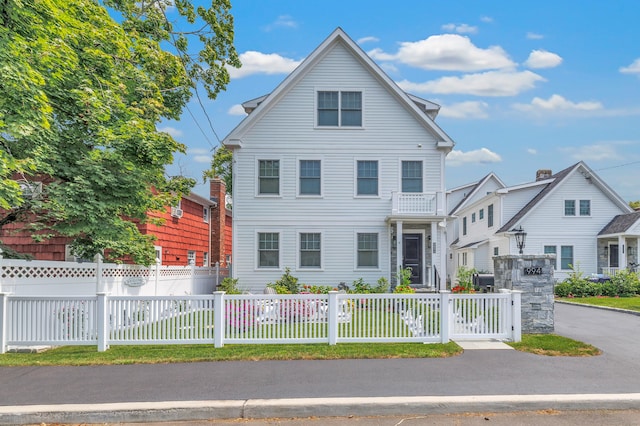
[351,277,373,293]
[608,270,639,297]
[393,284,415,294]
[374,277,390,293]
[218,277,241,294]
[301,284,335,294]
[455,266,477,292]
[267,267,300,294]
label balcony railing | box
[391,192,438,215]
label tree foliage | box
[204,144,233,195]
[0,0,240,264]
[630,200,640,210]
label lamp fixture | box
[512,226,527,255]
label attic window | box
[317,91,362,127]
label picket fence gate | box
[0,290,522,353]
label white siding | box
[231,42,447,290]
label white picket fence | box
[0,257,229,296]
[0,291,521,352]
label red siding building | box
[0,179,231,266]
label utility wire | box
[595,160,640,172]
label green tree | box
[0,0,240,264]
[204,144,233,195]
[630,200,640,210]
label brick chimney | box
[209,179,228,267]
[536,169,552,181]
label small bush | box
[393,284,415,294]
[267,267,300,294]
[218,277,241,294]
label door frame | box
[402,231,425,286]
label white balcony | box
[391,192,439,216]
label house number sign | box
[524,267,542,275]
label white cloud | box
[439,101,489,119]
[524,49,563,69]
[189,148,212,164]
[620,58,640,75]
[158,126,182,138]
[446,148,502,166]
[560,143,628,162]
[263,15,298,31]
[526,32,544,40]
[369,34,515,72]
[397,70,545,97]
[229,51,302,79]
[513,94,603,112]
[527,148,537,155]
[228,104,247,116]
[357,36,379,44]
[480,16,493,23]
[441,23,478,34]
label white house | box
[448,162,637,282]
[222,28,455,292]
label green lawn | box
[508,334,601,356]
[556,296,640,312]
[0,342,462,366]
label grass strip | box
[0,342,462,366]
[556,296,640,312]
[508,334,601,356]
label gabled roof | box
[497,161,633,233]
[223,27,455,151]
[448,172,505,215]
[599,211,640,236]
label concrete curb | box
[2,394,640,424]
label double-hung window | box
[258,160,279,195]
[544,245,557,269]
[299,160,321,195]
[357,160,378,196]
[300,233,321,268]
[317,91,362,127]
[357,233,378,268]
[560,245,573,270]
[579,200,591,216]
[462,217,467,235]
[258,232,279,268]
[488,204,494,228]
[564,200,576,216]
[401,161,423,192]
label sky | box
[161,0,640,203]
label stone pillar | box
[493,254,555,334]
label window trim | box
[315,89,365,129]
[560,245,573,270]
[355,159,380,197]
[564,199,576,216]
[298,231,323,270]
[487,204,494,228]
[256,159,281,197]
[400,159,424,193]
[544,245,557,269]
[297,158,323,197]
[579,199,591,216]
[256,231,281,270]
[203,206,210,223]
[355,231,380,270]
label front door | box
[402,233,423,285]
[610,244,619,268]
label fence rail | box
[0,291,521,353]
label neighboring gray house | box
[448,162,636,282]
[222,28,455,292]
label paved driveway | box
[0,303,639,407]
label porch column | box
[619,236,627,269]
[396,221,403,276]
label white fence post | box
[214,262,220,288]
[0,293,7,354]
[213,291,225,348]
[97,292,109,352]
[511,290,522,342]
[328,291,338,345]
[440,290,451,343]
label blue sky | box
[162,0,640,202]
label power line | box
[595,160,640,172]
